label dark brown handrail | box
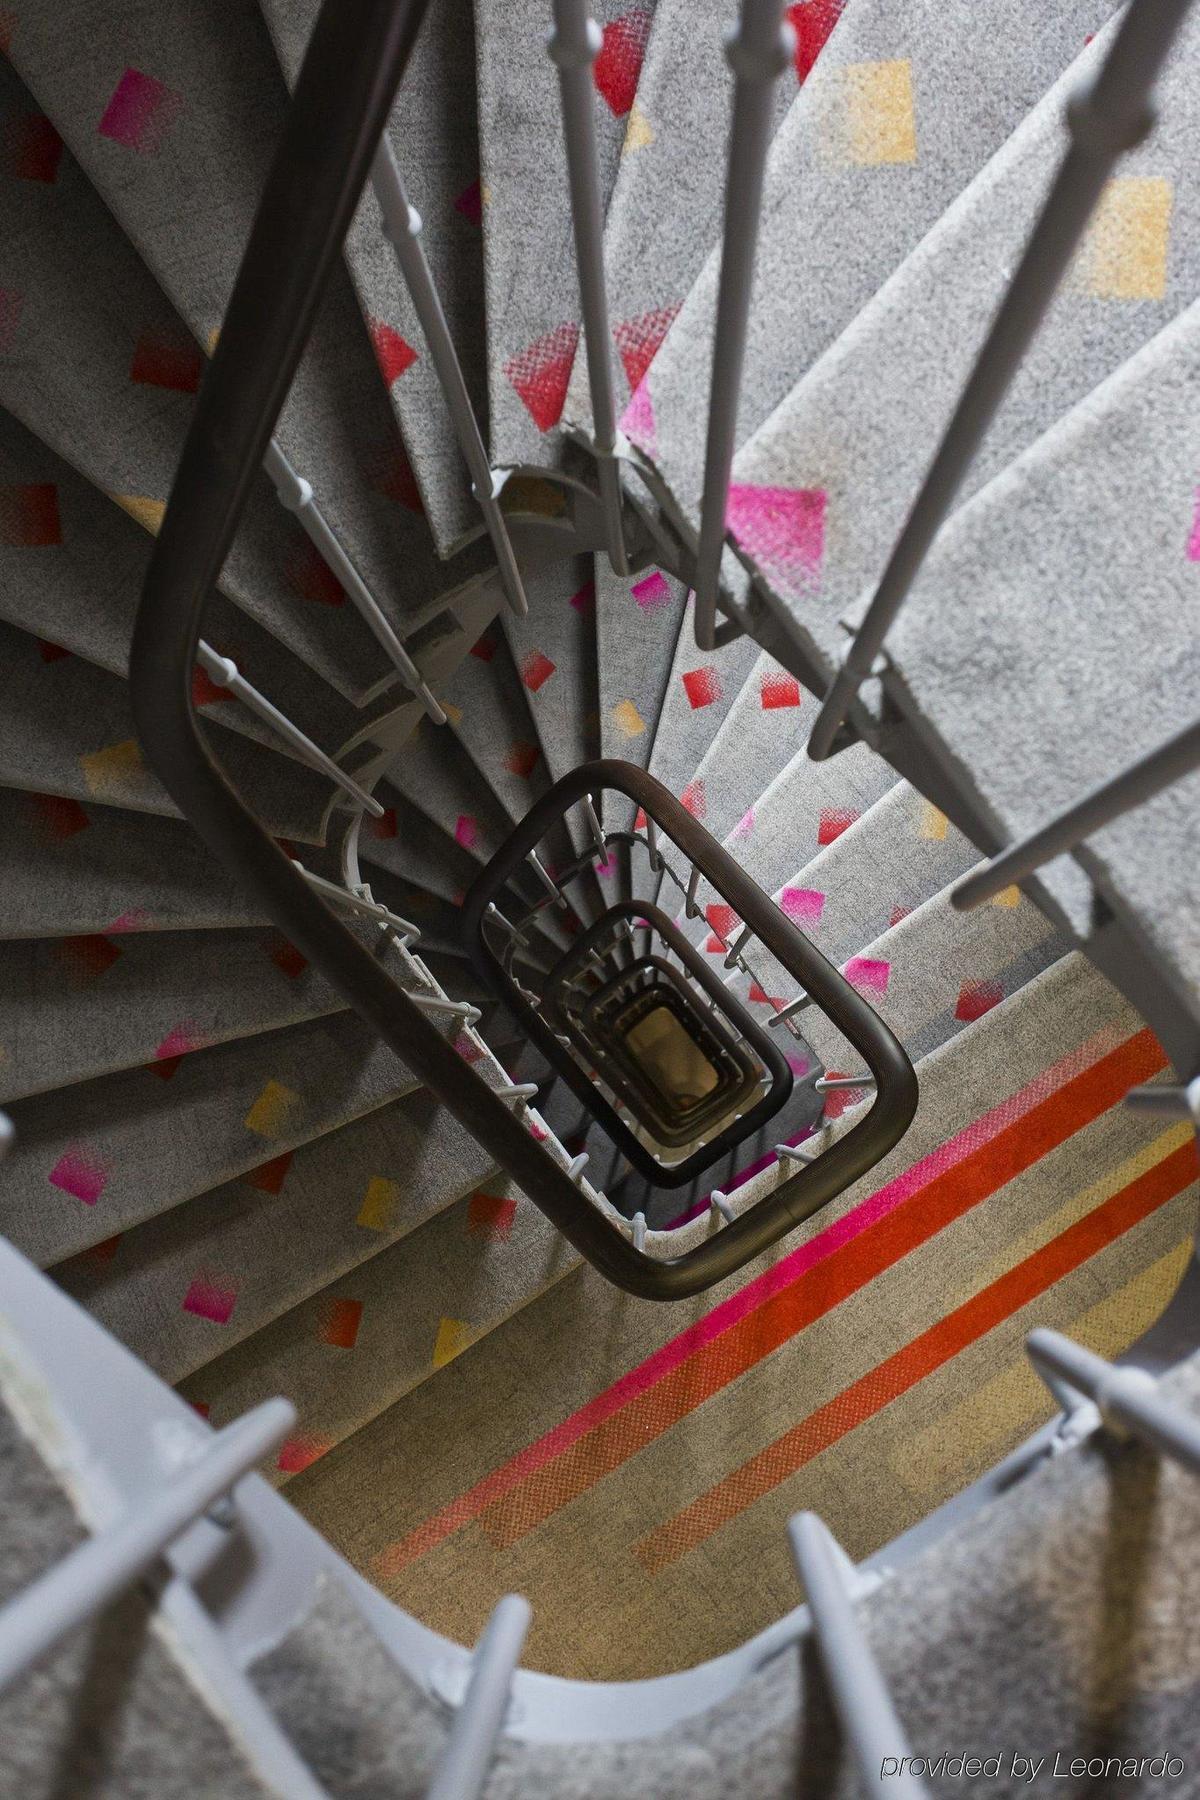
[129,0,917,1299]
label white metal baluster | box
[693,0,794,652]
[768,992,811,1029]
[261,439,447,724]
[723,921,752,971]
[807,0,1195,761]
[526,849,570,909]
[0,1398,294,1696]
[291,859,421,943]
[952,716,1200,911]
[789,1513,928,1798]
[548,0,630,575]
[372,141,529,618]
[1026,1328,1200,1473]
[1123,1076,1200,1121]
[815,1073,876,1094]
[426,1595,531,1800]
[195,643,383,816]
[709,1188,736,1225]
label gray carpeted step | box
[0,786,266,940]
[0,925,350,1105]
[501,555,601,787]
[52,1066,520,1388]
[643,650,832,923]
[0,617,337,843]
[2,1005,440,1268]
[702,781,978,1012]
[887,298,1200,1000]
[475,0,651,469]
[380,707,521,867]
[177,1167,577,1485]
[5,0,493,615]
[0,402,411,763]
[672,732,897,964]
[280,954,1195,1676]
[637,0,1120,526]
[798,879,1066,1077]
[594,557,685,794]
[562,0,796,438]
[257,0,488,556]
[729,11,1200,679]
[0,54,400,703]
[0,1340,281,1798]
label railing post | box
[1026,1328,1200,1473]
[547,0,630,576]
[425,1594,531,1800]
[807,0,1195,761]
[789,1512,927,1797]
[951,716,1200,911]
[261,439,446,722]
[693,0,794,652]
[0,1399,294,1696]
[372,141,529,618]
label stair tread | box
[796,878,1065,1075]
[281,955,1195,1676]
[691,779,975,994]
[562,0,797,438]
[0,616,338,843]
[6,0,493,616]
[730,11,1200,679]
[889,299,1200,988]
[4,1005,428,1268]
[475,0,648,470]
[0,784,265,940]
[501,555,601,789]
[595,557,685,792]
[54,1076,506,1388]
[638,0,1119,526]
[0,924,350,1106]
[0,55,406,703]
[256,0,487,557]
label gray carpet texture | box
[0,0,1196,1774]
[636,0,1120,525]
[475,0,651,468]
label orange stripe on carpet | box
[375,1028,1163,1576]
[633,1138,1198,1573]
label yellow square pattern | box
[1081,176,1172,301]
[79,738,146,797]
[244,1079,300,1139]
[839,60,916,167]
[357,1176,400,1234]
[917,800,948,841]
[112,494,166,535]
[611,698,647,739]
[432,1316,472,1369]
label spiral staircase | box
[1,0,1199,1790]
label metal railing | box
[261,437,446,721]
[0,1397,294,1696]
[951,714,1200,913]
[549,0,629,576]
[1027,1327,1200,1472]
[371,140,529,618]
[806,0,1195,762]
[789,1513,927,1799]
[692,0,794,652]
[131,0,893,1297]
